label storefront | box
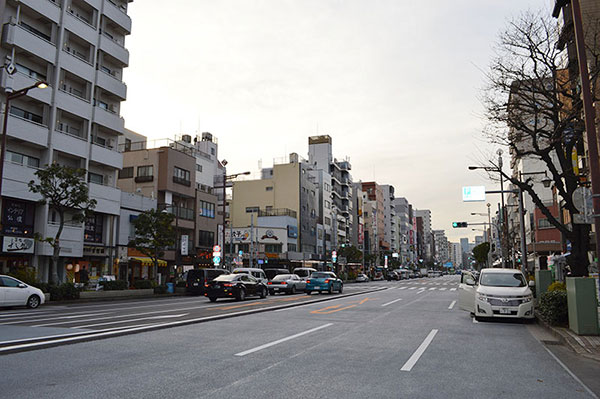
[1,199,36,275]
[125,247,167,283]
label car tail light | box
[325,279,330,283]
[223,283,234,287]
[306,280,311,284]
[268,282,273,285]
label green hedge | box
[548,281,566,292]
[99,280,128,291]
[154,285,167,294]
[47,283,81,301]
[538,291,568,326]
[133,280,154,289]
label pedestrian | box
[80,265,89,286]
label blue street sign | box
[257,259,264,265]
[213,256,221,264]
[566,240,572,251]
[238,250,243,256]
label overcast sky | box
[121,0,552,243]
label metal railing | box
[258,208,297,218]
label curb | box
[0,287,388,355]
[535,312,600,363]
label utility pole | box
[498,150,507,268]
[250,212,254,268]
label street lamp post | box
[0,81,48,229]
[220,159,250,270]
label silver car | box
[356,273,369,283]
[267,274,306,295]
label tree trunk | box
[567,223,591,277]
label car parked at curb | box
[205,273,267,302]
[356,273,369,283]
[292,267,317,281]
[183,268,229,296]
[267,274,306,295]
[264,268,290,280]
[458,268,535,321]
[387,271,399,281]
[306,272,343,295]
[232,268,268,285]
[0,275,45,309]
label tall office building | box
[0,0,133,281]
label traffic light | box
[452,222,468,228]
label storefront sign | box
[83,246,106,257]
[3,236,34,254]
[181,235,189,256]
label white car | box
[356,273,369,282]
[458,268,534,320]
[0,275,45,309]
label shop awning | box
[130,257,167,267]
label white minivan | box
[0,275,45,309]
[232,268,268,285]
[458,268,534,321]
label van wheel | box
[306,291,311,295]
[259,287,267,299]
[27,295,41,309]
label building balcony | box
[1,161,43,202]
[5,114,49,148]
[53,129,89,158]
[20,0,62,24]
[103,0,132,34]
[64,11,98,45]
[91,142,122,169]
[55,89,93,120]
[99,33,129,66]
[61,48,96,82]
[1,70,52,105]
[89,182,121,215]
[2,23,57,64]
[95,69,127,100]
[39,222,84,257]
[92,105,125,133]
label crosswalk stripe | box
[450,288,457,291]
[429,287,436,291]
[409,287,416,290]
[439,288,446,291]
[399,287,407,290]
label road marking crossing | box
[429,287,436,291]
[234,323,333,356]
[381,298,403,307]
[439,288,446,291]
[450,288,457,291]
[448,300,456,310]
[400,329,439,371]
[409,287,416,290]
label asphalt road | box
[1,276,597,398]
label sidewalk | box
[536,313,600,363]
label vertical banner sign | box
[213,245,221,266]
[332,250,337,263]
[181,235,189,256]
[384,255,388,267]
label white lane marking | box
[450,288,457,292]
[381,298,403,307]
[31,304,215,327]
[448,300,456,310]
[150,314,188,319]
[439,288,447,291]
[543,346,599,399]
[428,287,436,291]
[0,312,113,326]
[74,313,188,329]
[416,290,425,294]
[401,329,439,371]
[409,287,417,290]
[398,287,407,290]
[472,317,479,323]
[234,323,333,357]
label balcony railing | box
[258,208,297,219]
[173,176,191,187]
[159,204,195,221]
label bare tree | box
[481,11,600,277]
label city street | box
[1,276,596,398]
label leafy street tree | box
[28,163,97,283]
[128,209,176,284]
[481,11,600,276]
[338,245,363,263]
[472,242,490,269]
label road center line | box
[234,323,333,356]
[400,329,439,372]
[448,300,456,310]
[381,298,403,307]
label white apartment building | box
[432,229,449,264]
[0,0,132,282]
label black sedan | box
[205,273,267,302]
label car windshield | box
[213,274,239,282]
[272,274,292,281]
[479,272,526,287]
[311,272,332,279]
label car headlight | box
[522,295,533,303]
[476,293,489,302]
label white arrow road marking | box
[401,329,439,371]
[235,323,333,356]
[448,300,456,310]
